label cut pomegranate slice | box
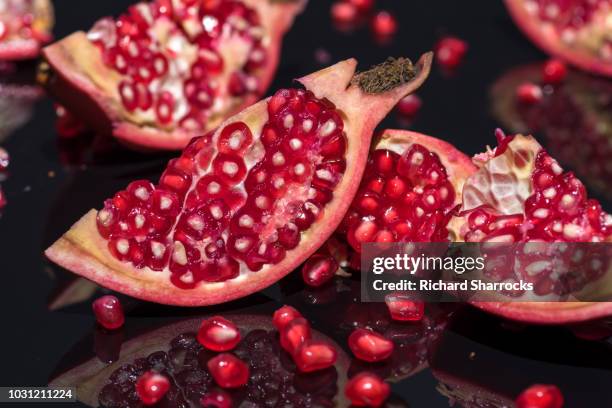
[45,54,433,306]
[342,130,476,252]
[504,0,612,77]
[40,0,307,150]
[448,133,612,323]
[0,0,53,60]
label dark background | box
[0,0,611,407]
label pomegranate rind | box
[45,54,433,306]
[49,314,350,406]
[0,0,54,61]
[504,0,612,77]
[41,0,307,150]
[473,301,612,324]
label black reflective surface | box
[0,1,611,407]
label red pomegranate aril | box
[516,82,543,104]
[302,254,339,288]
[201,389,233,408]
[371,11,398,38]
[119,81,138,111]
[396,94,422,117]
[348,328,394,362]
[542,59,567,85]
[345,372,390,407]
[293,340,338,373]
[217,122,253,155]
[0,188,6,209]
[273,305,302,331]
[435,36,468,69]
[197,316,241,352]
[331,2,358,25]
[280,317,311,354]
[207,353,250,388]
[516,384,564,408]
[385,294,425,322]
[135,371,170,405]
[349,0,375,12]
[92,295,125,330]
[155,91,174,124]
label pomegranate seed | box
[301,254,338,287]
[542,59,567,85]
[384,294,424,322]
[331,2,358,25]
[371,11,398,38]
[0,147,9,170]
[0,187,6,209]
[272,305,302,331]
[135,371,170,405]
[349,0,374,12]
[293,340,338,373]
[396,94,422,117]
[197,316,241,351]
[348,328,394,362]
[280,317,311,354]
[516,384,564,408]
[435,36,468,69]
[345,372,390,407]
[201,389,232,408]
[92,295,125,330]
[207,353,250,388]
[516,82,543,104]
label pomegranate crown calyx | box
[351,57,416,94]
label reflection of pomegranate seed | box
[516,384,564,408]
[385,294,424,321]
[293,340,338,372]
[197,316,241,352]
[0,187,6,209]
[516,82,543,104]
[0,147,9,170]
[435,36,468,69]
[92,295,125,330]
[273,305,302,331]
[302,254,338,287]
[348,328,394,362]
[542,59,567,85]
[207,353,250,388]
[371,11,398,38]
[135,371,170,405]
[396,94,422,117]
[200,389,233,408]
[345,372,390,407]
[331,2,358,24]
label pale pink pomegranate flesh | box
[0,0,53,60]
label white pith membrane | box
[85,0,268,131]
[0,0,52,48]
[96,88,347,289]
[519,0,612,61]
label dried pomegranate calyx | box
[352,57,416,93]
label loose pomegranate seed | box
[331,2,359,25]
[272,305,302,331]
[435,36,468,69]
[197,316,241,352]
[135,371,170,405]
[396,94,422,117]
[280,317,311,354]
[293,340,338,372]
[516,384,564,408]
[0,147,9,170]
[349,0,375,12]
[207,353,250,388]
[385,294,424,322]
[542,59,567,85]
[348,328,394,362]
[92,295,125,330]
[200,389,233,408]
[516,82,543,104]
[370,11,397,38]
[345,372,390,407]
[301,253,338,287]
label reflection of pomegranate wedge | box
[342,130,476,253]
[41,0,307,150]
[0,81,42,142]
[504,0,612,77]
[49,315,349,407]
[448,133,612,324]
[45,54,433,306]
[0,0,53,60]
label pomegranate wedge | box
[40,0,306,150]
[45,54,433,306]
[0,0,53,60]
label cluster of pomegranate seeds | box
[435,36,468,70]
[384,294,425,322]
[301,253,338,287]
[207,353,250,388]
[517,82,544,104]
[348,328,394,362]
[345,372,390,407]
[200,389,232,408]
[96,88,347,289]
[92,295,125,330]
[395,94,422,118]
[516,384,564,408]
[344,144,457,252]
[87,0,266,131]
[542,59,568,84]
[197,316,241,352]
[135,371,170,405]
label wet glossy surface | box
[0,1,611,407]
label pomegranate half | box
[0,0,53,60]
[504,0,612,77]
[448,133,612,324]
[40,0,307,150]
[45,54,433,306]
